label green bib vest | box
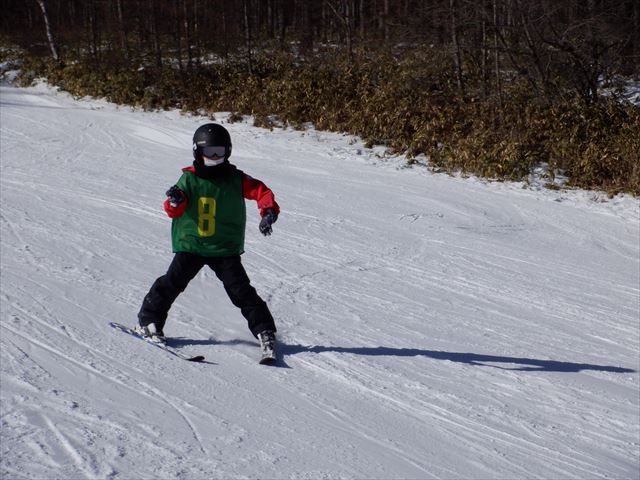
[171,170,246,256]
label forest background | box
[1,0,639,194]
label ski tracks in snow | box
[1,83,639,479]
[2,308,229,478]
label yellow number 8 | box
[197,197,216,237]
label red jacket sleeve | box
[164,169,191,218]
[242,174,280,217]
[164,198,188,218]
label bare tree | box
[325,0,354,55]
[492,0,502,108]
[115,0,129,60]
[450,0,464,94]
[34,0,59,60]
[2,0,634,96]
[243,0,253,74]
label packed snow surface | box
[1,82,639,480]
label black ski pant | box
[138,252,276,338]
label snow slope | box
[1,81,639,480]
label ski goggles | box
[202,146,227,158]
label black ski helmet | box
[192,123,232,161]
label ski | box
[259,352,277,365]
[110,322,205,362]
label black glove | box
[259,209,278,236]
[166,185,185,207]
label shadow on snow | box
[166,337,635,373]
[280,344,636,373]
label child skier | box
[136,123,280,361]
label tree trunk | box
[450,0,464,94]
[87,1,99,62]
[481,0,489,98]
[300,0,314,55]
[345,0,353,55]
[174,0,183,70]
[115,0,129,61]
[243,0,253,75]
[183,0,192,69]
[493,0,503,110]
[383,0,390,42]
[151,0,162,67]
[35,0,59,60]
